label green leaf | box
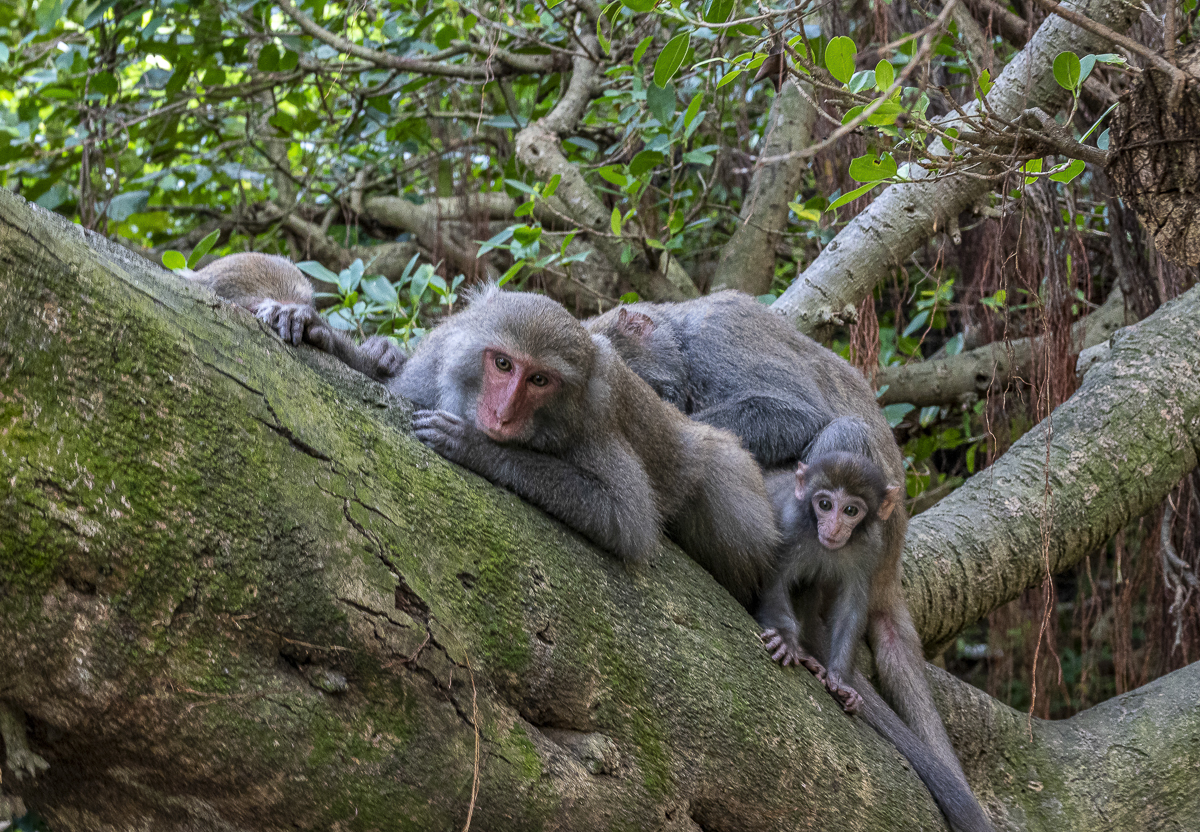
[499,260,525,286]
[630,150,666,176]
[941,126,960,151]
[702,0,735,24]
[716,68,743,89]
[0,44,9,64]
[621,0,657,11]
[620,292,640,303]
[477,226,516,257]
[298,261,343,283]
[1097,128,1110,151]
[882,403,915,428]
[848,152,897,182]
[787,202,821,222]
[977,69,992,96]
[1021,157,1043,184]
[106,190,150,222]
[513,225,542,245]
[632,36,654,65]
[597,166,628,187]
[513,200,535,217]
[824,36,857,85]
[92,72,118,96]
[646,82,676,126]
[653,33,690,87]
[35,0,63,31]
[865,101,904,126]
[682,149,713,165]
[611,206,623,236]
[542,174,561,199]
[186,229,222,269]
[683,93,703,128]
[257,43,281,71]
[875,59,895,90]
[162,250,187,271]
[902,309,929,337]
[848,70,876,93]
[505,178,539,196]
[1079,53,1097,85]
[1049,159,1086,184]
[362,275,399,306]
[828,182,876,210]
[560,231,578,255]
[1053,51,1082,92]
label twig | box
[1027,0,1187,105]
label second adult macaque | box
[189,253,403,383]
[398,286,778,605]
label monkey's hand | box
[824,672,864,715]
[413,409,478,463]
[255,299,329,347]
[360,335,407,380]
[760,628,827,679]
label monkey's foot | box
[255,300,324,347]
[760,629,826,679]
[1,791,27,822]
[360,336,406,379]
[825,674,863,715]
[0,703,48,781]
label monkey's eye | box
[529,373,549,387]
[818,499,833,512]
[844,505,859,517]
[494,355,513,372]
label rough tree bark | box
[1,188,1198,831]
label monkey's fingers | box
[362,336,405,378]
[827,678,863,715]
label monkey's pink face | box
[476,347,563,442]
[808,489,868,550]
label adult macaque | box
[399,286,778,604]
[588,292,990,827]
[193,268,777,602]
[189,253,403,383]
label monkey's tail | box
[852,672,995,832]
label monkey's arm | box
[254,301,405,382]
[412,410,661,562]
[755,574,827,676]
[691,394,830,466]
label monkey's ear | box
[878,485,903,521]
[793,461,809,499]
[616,308,655,339]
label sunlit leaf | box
[1053,51,1082,92]
[824,36,857,85]
[654,33,690,87]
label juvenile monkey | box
[757,448,901,714]
[758,445,993,832]
[588,293,990,827]
[189,253,404,383]
[398,286,778,605]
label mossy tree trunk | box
[1,189,1198,832]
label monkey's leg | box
[823,581,871,714]
[755,579,827,676]
[670,439,778,605]
[413,409,661,562]
[692,394,831,467]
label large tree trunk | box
[1,189,1197,831]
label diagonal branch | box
[771,0,1141,334]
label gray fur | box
[192,253,405,383]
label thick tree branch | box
[2,188,1200,831]
[712,79,817,296]
[771,0,1140,334]
[904,282,1200,649]
[875,286,1132,406]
